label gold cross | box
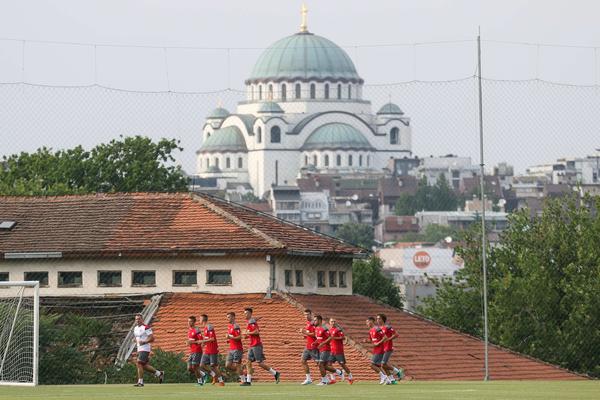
[300,3,308,33]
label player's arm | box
[140,333,155,345]
[226,333,242,341]
[318,336,332,348]
[299,328,316,337]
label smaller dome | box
[302,123,374,151]
[199,126,247,153]
[208,107,230,119]
[377,103,404,115]
[257,101,284,114]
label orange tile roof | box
[150,293,583,382]
[0,193,365,258]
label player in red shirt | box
[198,314,224,386]
[299,308,317,385]
[224,311,245,385]
[185,316,207,386]
[365,316,388,384]
[313,315,344,385]
[329,317,353,384]
[376,313,403,384]
[242,307,280,385]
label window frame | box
[57,271,83,288]
[132,270,156,287]
[206,270,232,286]
[97,270,122,287]
[317,271,326,288]
[284,269,293,287]
[310,83,316,99]
[390,127,399,145]
[329,270,337,287]
[270,126,281,143]
[281,84,287,101]
[238,157,243,169]
[173,270,198,287]
[295,270,304,287]
[295,83,301,99]
[339,271,347,288]
[24,271,49,287]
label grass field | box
[0,381,598,400]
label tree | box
[0,136,188,195]
[420,194,600,377]
[398,224,459,243]
[353,256,403,309]
[336,222,374,249]
[395,174,460,215]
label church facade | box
[196,17,412,197]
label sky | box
[0,0,599,174]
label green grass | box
[0,381,598,400]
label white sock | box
[348,373,353,379]
[393,367,400,373]
[329,373,335,380]
[247,374,252,383]
[199,370,206,377]
[218,376,224,382]
[379,372,386,378]
[240,374,246,382]
[336,369,343,376]
[154,370,161,377]
[138,378,143,384]
[306,373,311,380]
[269,368,277,376]
[389,375,396,381]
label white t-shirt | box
[134,324,153,352]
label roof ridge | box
[191,193,285,250]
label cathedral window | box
[250,85,254,100]
[281,84,287,101]
[268,84,273,99]
[347,84,352,99]
[337,84,342,99]
[257,127,262,143]
[310,84,316,99]
[313,155,318,166]
[238,157,243,168]
[359,154,363,167]
[348,154,353,166]
[215,158,220,168]
[270,126,281,143]
[226,157,231,169]
[390,127,399,145]
[336,154,341,166]
[295,83,301,99]
[258,85,263,100]
[324,154,329,167]
[324,84,330,99]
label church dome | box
[302,123,374,151]
[257,101,284,114]
[199,126,247,153]
[246,33,362,84]
[377,103,404,115]
[208,107,230,119]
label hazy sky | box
[1,0,599,174]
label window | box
[206,158,209,168]
[329,271,337,287]
[98,271,121,287]
[285,270,293,287]
[310,83,316,99]
[324,84,329,99]
[295,83,301,99]
[257,127,262,143]
[359,154,363,166]
[0,272,8,283]
[226,157,231,169]
[258,85,263,100]
[132,271,156,287]
[173,271,197,286]
[324,155,329,167]
[24,272,48,287]
[337,83,342,99]
[313,155,318,166]
[250,85,254,100]
[268,84,273,99]
[390,127,399,145]
[336,154,341,166]
[304,155,308,166]
[367,155,370,166]
[238,157,243,168]
[215,158,219,168]
[295,270,304,287]
[207,270,232,285]
[317,271,326,288]
[58,271,83,288]
[349,154,353,166]
[348,84,352,99]
[281,84,287,101]
[270,126,281,143]
[339,271,347,288]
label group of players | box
[132,307,403,386]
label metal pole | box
[33,282,39,386]
[477,28,490,381]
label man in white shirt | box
[133,313,164,387]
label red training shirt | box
[314,326,331,352]
[246,318,262,347]
[228,323,243,351]
[304,320,316,350]
[382,324,396,352]
[329,326,345,355]
[369,326,385,354]
[202,324,218,355]
[188,326,202,354]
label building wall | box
[274,255,353,295]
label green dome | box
[377,103,404,115]
[246,32,362,84]
[302,123,374,151]
[199,126,247,153]
[208,107,230,119]
[257,101,284,114]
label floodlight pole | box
[477,28,490,381]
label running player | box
[198,314,225,386]
[186,315,206,386]
[224,312,245,385]
[313,315,343,385]
[299,308,317,385]
[376,313,403,384]
[243,307,280,385]
[329,317,354,384]
[132,313,164,387]
[365,316,388,384]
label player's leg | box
[244,348,255,385]
[338,355,353,384]
[381,351,396,384]
[300,349,313,384]
[255,346,280,383]
[210,354,225,385]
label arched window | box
[304,155,308,166]
[226,157,231,169]
[359,154,363,167]
[281,84,287,101]
[215,158,220,168]
[258,85,263,100]
[390,127,399,145]
[336,154,341,166]
[313,154,318,165]
[295,83,301,99]
[268,84,273,99]
[324,154,330,167]
[206,158,210,168]
[270,126,281,143]
[347,84,352,99]
[366,155,370,167]
[310,83,316,99]
[337,84,342,99]
[348,154,353,166]
[250,86,254,101]
[238,157,243,169]
[324,84,330,99]
[257,127,262,143]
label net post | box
[32,282,39,386]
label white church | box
[196,8,412,197]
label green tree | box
[336,222,374,249]
[420,194,600,377]
[0,136,188,195]
[353,256,403,308]
[395,174,460,216]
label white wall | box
[275,255,353,295]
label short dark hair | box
[376,313,387,323]
[244,307,253,313]
[135,313,143,319]
[314,314,323,322]
[188,315,196,322]
[367,316,375,322]
[227,311,235,317]
[201,314,208,322]
[304,308,312,313]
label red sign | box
[412,251,431,269]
